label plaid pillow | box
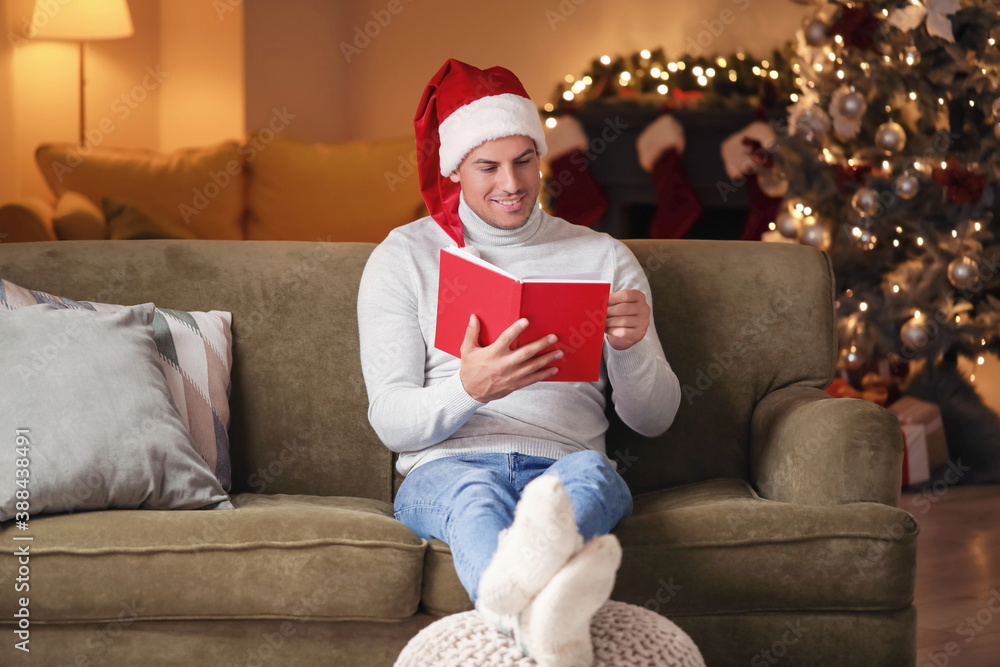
[0,279,233,491]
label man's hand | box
[459,316,563,402]
[606,289,651,351]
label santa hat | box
[414,58,547,247]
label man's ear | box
[448,172,460,184]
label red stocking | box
[547,149,608,227]
[649,148,703,239]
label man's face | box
[449,135,541,231]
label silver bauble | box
[839,91,867,120]
[776,208,802,239]
[875,121,907,154]
[900,316,929,349]
[805,19,829,46]
[895,174,920,200]
[794,106,831,143]
[799,218,830,250]
[901,46,921,67]
[758,165,790,198]
[948,256,980,290]
[851,187,881,217]
[855,228,877,249]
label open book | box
[434,247,611,382]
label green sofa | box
[0,239,916,666]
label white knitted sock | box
[476,604,530,657]
[520,534,623,667]
[477,475,584,615]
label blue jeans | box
[393,449,633,604]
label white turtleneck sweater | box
[357,193,682,476]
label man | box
[358,58,681,666]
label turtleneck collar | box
[459,190,544,247]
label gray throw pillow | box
[0,302,233,520]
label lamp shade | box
[29,0,134,41]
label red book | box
[435,247,611,382]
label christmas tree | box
[774,0,1000,385]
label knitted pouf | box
[394,600,706,667]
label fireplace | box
[551,104,786,240]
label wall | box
[159,0,244,151]
[0,5,18,204]
[244,0,349,144]
[245,0,813,143]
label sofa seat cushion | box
[420,478,916,616]
[613,478,917,615]
[0,494,426,623]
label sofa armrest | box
[0,197,57,243]
[749,385,903,507]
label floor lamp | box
[28,0,134,147]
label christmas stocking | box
[541,115,608,227]
[720,121,782,241]
[636,114,702,239]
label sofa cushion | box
[0,494,426,623]
[420,478,916,616]
[0,303,233,519]
[613,478,916,615]
[53,191,106,240]
[1,279,235,491]
[0,197,57,242]
[421,539,474,616]
[35,141,246,240]
[245,134,425,242]
[104,197,199,240]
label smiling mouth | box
[492,194,524,211]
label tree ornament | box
[855,227,877,250]
[900,316,929,349]
[838,90,866,120]
[758,165,790,198]
[926,0,960,43]
[895,173,920,200]
[805,19,829,46]
[875,121,907,154]
[791,104,831,143]
[900,45,921,67]
[889,5,927,33]
[775,208,802,239]
[992,97,1000,124]
[852,187,881,217]
[948,256,980,289]
[799,217,830,249]
[830,87,866,140]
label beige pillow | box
[53,191,106,240]
[0,303,233,519]
[244,133,425,242]
[35,141,246,240]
